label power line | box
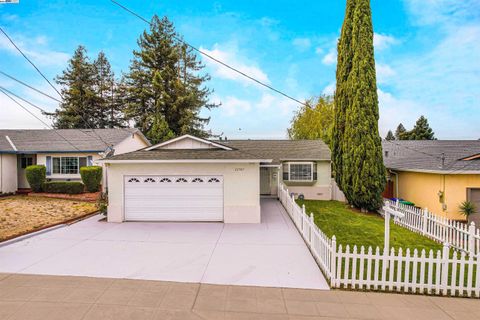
[109,0,308,107]
[0,29,114,149]
[0,27,63,98]
[0,85,49,114]
[0,88,82,152]
[0,70,62,103]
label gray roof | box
[383,140,480,173]
[104,139,330,163]
[0,128,145,153]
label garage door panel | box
[124,175,223,222]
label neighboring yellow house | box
[383,140,480,222]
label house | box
[383,140,480,222]
[99,134,333,223]
[0,128,150,194]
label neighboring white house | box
[99,134,333,224]
[0,128,150,194]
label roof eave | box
[98,159,273,164]
[387,167,480,174]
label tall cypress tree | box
[52,46,97,129]
[333,0,385,211]
[332,0,356,192]
[124,15,217,144]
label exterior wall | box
[395,171,480,220]
[37,153,101,180]
[282,160,332,200]
[107,162,260,223]
[113,133,150,155]
[0,154,17,193]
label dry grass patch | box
[0,196,98,241]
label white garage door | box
[124,175,223,221]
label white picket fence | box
[278,183,480,297]
[383,199,480,255]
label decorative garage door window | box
[125,176,223,184]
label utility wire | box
[0,87,82,152]
[110,0,308,107]
[0,27,63,98]
[0,70,62,103]
[0,28,114,149]
[0,85,49,114]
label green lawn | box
[297,200,443,253]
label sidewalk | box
[0,273,477,320]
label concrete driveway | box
[0,198,329,289]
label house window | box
[52,157,88,174]
[288,162,314,181]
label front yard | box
[297,200,443,253]
[0,196,98,242]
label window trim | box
[51,156,88,175]
[288,162,314,182]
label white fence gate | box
[383,199,480,255]
[279,184,480,297]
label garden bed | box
[0,196,98,242]
[28,191,100,202]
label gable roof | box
[102,137,330,164]
[145,134,232,151]
[0,128,149,153]
[383,140,480,173]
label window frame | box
[51,156,88,175]
[288,162,314,182]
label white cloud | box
[0,33,69,67]
[217,96,252,116]
[315,47,324,55]
[376,63,396,84]
[0,90,53,129]
[322,49,336,65]
[403,0,480,26]
[200,43,270,86]
[373,33,398,50]
[292,37,311,51]
[322,82,336,96]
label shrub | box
[80,166,102,192]
[25,165,46,192]
[43,181,85,194]
[459,201,476,217]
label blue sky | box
[1,0,479,139]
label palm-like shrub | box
[459,201,476,217]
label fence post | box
[468,222,476,255]
[441,242,449,296]
[331,235,337,286]
[422,208,428,236]
[310,212,314,245]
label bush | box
[459,201,476,217]
[43,181,85,194]
[97,192,108,216]
[80,166,102,192]
[25,165,46,192]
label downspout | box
[388,170,399,198]
[0,154,3,193]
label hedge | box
[43,181,85,194]
[80,166,102,192]
[25,165,46,192]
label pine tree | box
[92,52,125,128]
[124,15,217,143]
[385,130,395,141]
[333,0,385,211]
[409,115,435,140]
[395,123,407,140]
[52,46,98,129]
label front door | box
[17,155,35,189]
[468,188,480,225]
[260,167,271,195]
